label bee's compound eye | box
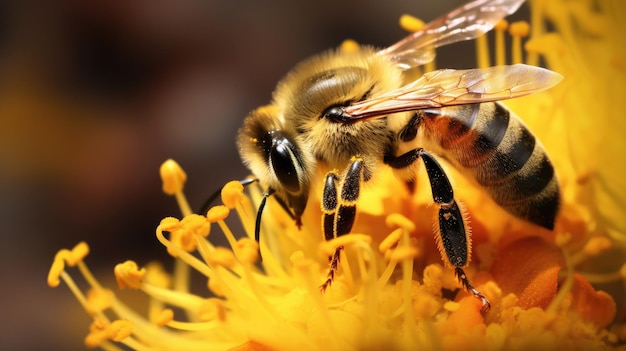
[270,136,303,194]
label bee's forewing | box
[344,64,563,119]
[378,0,527,69]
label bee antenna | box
[198,178,258,215]
[255,188,276,243]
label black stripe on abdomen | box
[422,102,559,229]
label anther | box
[340,39,360,53]
[379,228,403,253]
[509,21,530,37]
[114,260,146,289]
[160,159,187,195]
[399,14,424,33]
[85,289,114,315]
[206,247,237,268]
[152,309,174,327]
[206,205,230,223]
[48,242,90,288]
[221,180,245,209]
[385,213,416,233]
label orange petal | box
[490,237,564,309]
[569,274,616,328]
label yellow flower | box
[48,1,626,350]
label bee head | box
[237,105,313,219]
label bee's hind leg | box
[320,157,364,292]
[384,148,490,312]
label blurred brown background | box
[0,1,503,349]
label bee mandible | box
[236,0,562,312]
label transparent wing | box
[343,64,562,119]
[378,0,526,69]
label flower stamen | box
[494,19,509,66]
[399,14,434,73]
[570,236,613,267]
[160,159,192,217]
[509,21,530,64]
[48,0,626,346]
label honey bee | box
[236,0,562,312]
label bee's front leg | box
[320,157,363,292]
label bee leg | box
[384,149,490,312]
[320,157,363,291]
[320,172,341,291]
[419,150,490,312]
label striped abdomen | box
[420,102,559,229]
